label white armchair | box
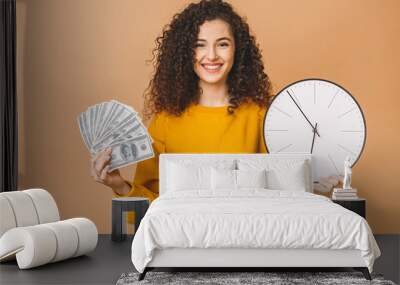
[0,188,98,269]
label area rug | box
[116,271,396,285]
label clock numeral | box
[328,89,340,109]
[337,144,356,156]
[290,89,302,108]
[314,82,316,105]
[287,90,320,137]
[338,107,356,119]
[276,143,293,153]
[328,154,340,175]
[273,106,292,118]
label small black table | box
[332,198,366,218]
[112,197,150,242]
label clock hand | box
[287,90,320,137]
[310,122,318,154]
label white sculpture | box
[343,156,352,189]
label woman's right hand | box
[90,147,131,195]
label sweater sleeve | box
[258,105,269,154]
[112,112,166,202]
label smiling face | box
[193,19,235,86]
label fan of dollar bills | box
[77,100,154,172]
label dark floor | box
[0,234,399,285]
[0,235,135,285]
[374,235,400,284]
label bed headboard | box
[159,153,313,195]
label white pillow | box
[211,168,268,190]
[236,169,267,188]
[265,164,308,191]
[167,162,211,191]
[166,159,237,192]
[211,168,236,190]
[238,159,311,192]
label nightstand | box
[111,197,149,242]
[332,198,366,218]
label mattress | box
[131,189,380,273]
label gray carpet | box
[116,271,396,285]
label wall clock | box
[263,78,366,188]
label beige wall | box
[16,0,400,234]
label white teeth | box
[203,64,222,70]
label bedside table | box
[112,197,149,242]
[332,198,366,218]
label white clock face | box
[263,79,366,182]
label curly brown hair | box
[142,0,273,121]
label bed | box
[130,153,381,281]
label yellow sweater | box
[113,102,267,222]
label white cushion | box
[0,189,59,236]
[0,225,57,268]
[64,218,98,257]
[0,196,16,237]
[0,191,40,227]
[42,220,79,262]
[211,169,268,191]
[167,162,211,191]
[211,168,236,190]
[0,218,97,269]
[166,160,236,192]
[236,169,267,188]
[24,189,60,223]
[238,159,311,192]
[266,165,308,191]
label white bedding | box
[131,189,380,273]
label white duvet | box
[131,189,380,273]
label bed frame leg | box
[138,268,148,281]
[354,267,371,280]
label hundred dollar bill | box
[88,106,96,145]
[92,104,99,140]
[95,102,110,139]
[93,102,105,140]
[99,102,117,137]
[105,114,151,143]
[98,103,137,143]
[83,111,93,147]
[77,114,91,150]
[108,135,154,172]
[108,125,149,148]
[91,116,142,155]
[112,100,138,114]
[96,101,118,142]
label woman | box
[91,0,272,202]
